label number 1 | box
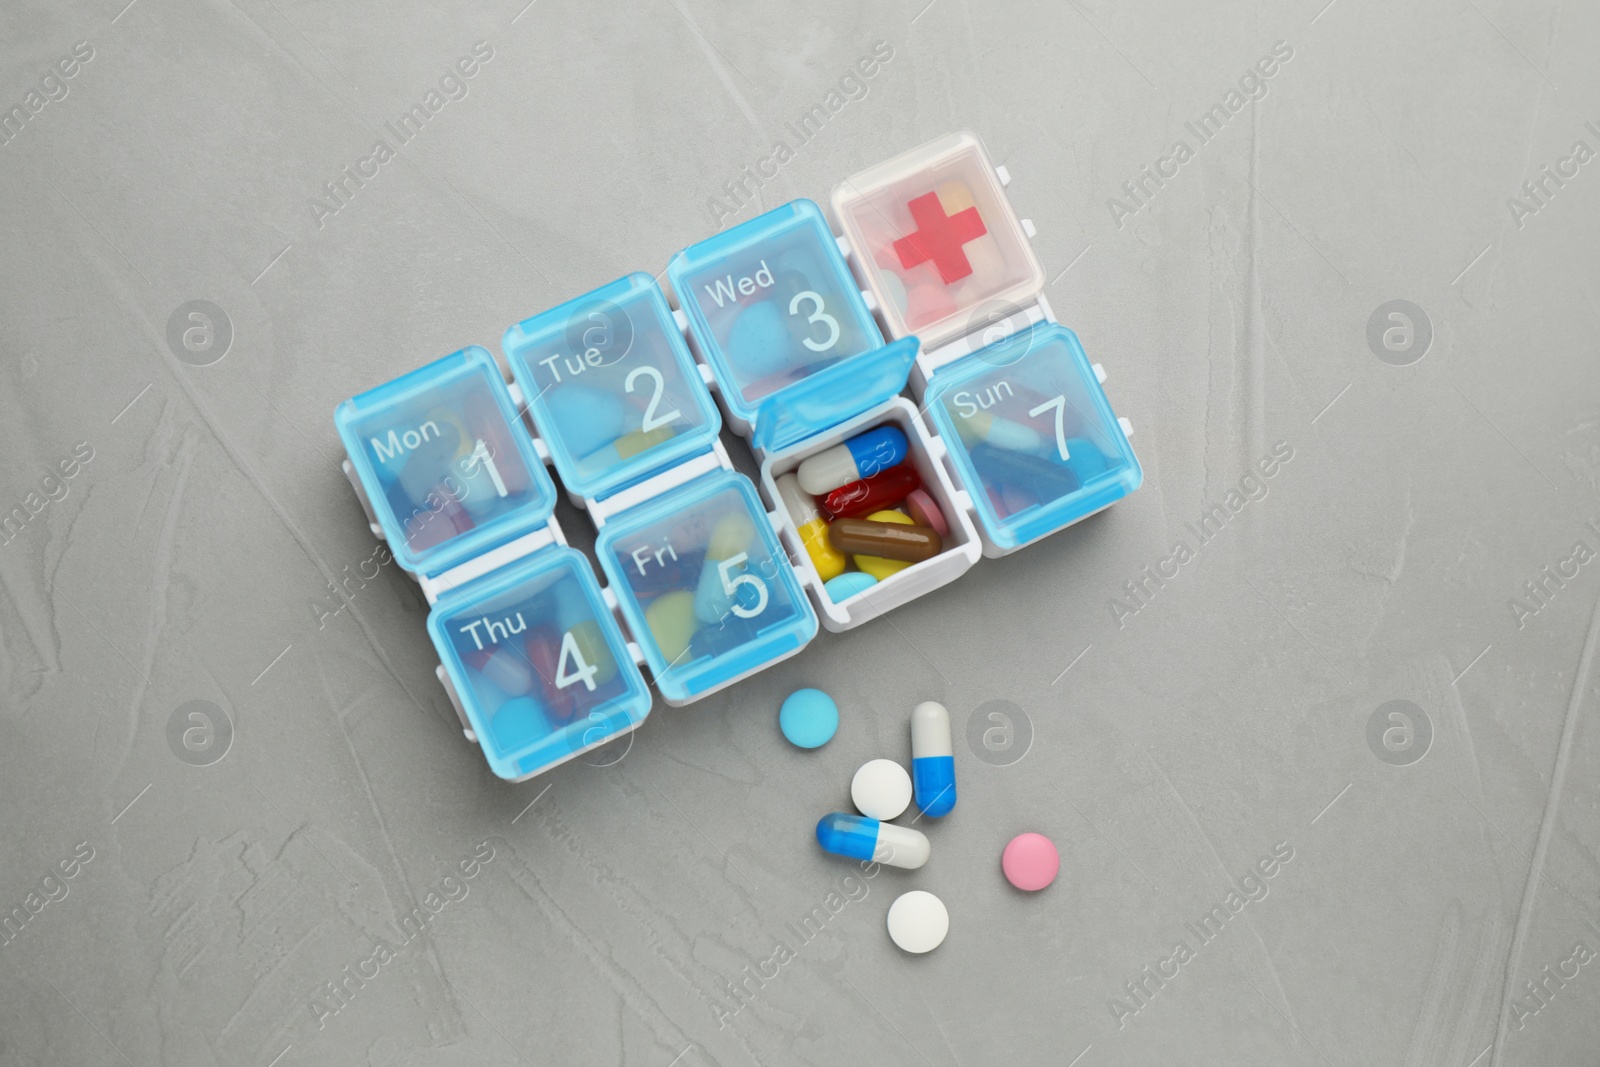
[467,439,509,496]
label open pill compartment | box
[335,130,1141,782]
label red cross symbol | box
[892,192,988,284]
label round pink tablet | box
[905,489,948,538]
[1002,833,1059,891]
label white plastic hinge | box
[1021,218,1036,239]
[951,489,975,515]
[835,234,852,258]
[1119,417,1134,438]
[1093,363,1106,384]
[672,309,689,332]
[924,435,948,461]
[586,443,731,526]
[766,509,786,533]
[697,362,718,387]
[996,165,1012,187]
[532,436,552,464]
[507,381,525,408]
[626,642,646,667]
[861,288,878,312]
[420,524,560,604]
[435,665,477,742]
[601,586,620,611]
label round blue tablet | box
[779,688,838,749]
[823,571,878,602]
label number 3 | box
[788,291,840,353]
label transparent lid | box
[503,273,722,500]
[668,199,889,446]
[833,130,1044,351]
[334,346,558,577]
[923,323,1140,550]
[427,546,651,781]
[594,469,817,702]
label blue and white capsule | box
[911,701,957,817]
[796,426,908,495]
[815,813,931,870]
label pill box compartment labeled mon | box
[335,129,1141,782]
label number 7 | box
[1027,396,1071,461]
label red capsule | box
[820,464,921,519]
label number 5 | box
[718,552,768,618]
[1028,396,1072,461]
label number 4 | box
[555,630,598,691]
[1028,396,1072,461]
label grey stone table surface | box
[2,0,1598,1064]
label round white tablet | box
[851,759,913,821]
[886,891,948,953]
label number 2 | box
[788,291,840,353]
[624,366,682,433]
[1027,396,1072,461]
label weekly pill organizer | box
[335,131,1142,782]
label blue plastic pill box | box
[334,345,558,577]
[502,273,723,502]
[426,546,651,780]
[334,130,1142,782]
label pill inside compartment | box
[426,548,650,780]
[762,398,979,630]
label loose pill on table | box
[796,426,908,495]
[846,510,918,582]
[823,571,877,602]
[911,701,956,817]
[777,472,846,582]
[851,759,913,821]
[886,890,949,953]
[820,464,921,520]
[779,688,838,749]
[1001,833,1060,891]
[904,488,948,538]
[815,813,930,869]
[829,515,942,564]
